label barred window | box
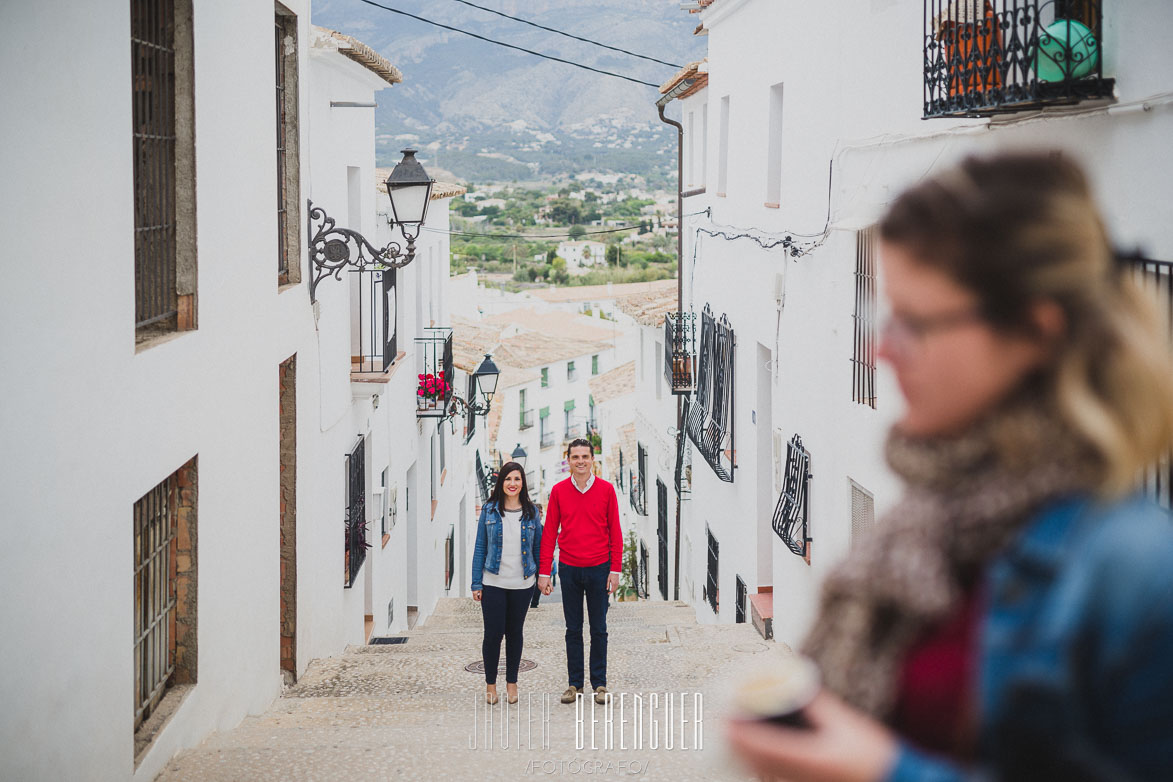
[275,5,301,283]
[132,0,196,341]
[852,227,877,408]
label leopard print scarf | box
[801,394,1102,718]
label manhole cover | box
[732,642,769,653]
[465,659,538,674]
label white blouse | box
[482,508,536,590]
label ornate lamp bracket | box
[307,199,419,302]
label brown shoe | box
[486,687,499,705]
[560,686,581,704]
[506,683,519,704]
[594,686,609,705]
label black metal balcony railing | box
[519,409,535,430]
[686,305,736,482]
[352,266,398,373]
[563,422,584,441]
[638,541,650,600]
[664,312,697,394]
[475,451,492,503]
[345,438,368,588]
[415,327,454,418]
[772,434,812,558]
[628,470,647,516]
[540,430,555,449]
[924,0,1112,119]
[1125,254,1173,510]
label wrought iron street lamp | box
[446,353,501,420]
[511,444,528,470]
[307,149,435,302]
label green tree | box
[568,224,586,240]
[546,248,557,263]
[606,244,620,266]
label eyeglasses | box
[880,307,984,357]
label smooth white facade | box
[661,0,1173,644]
[0,3,469,780]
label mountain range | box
[311,0,706,184]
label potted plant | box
[416,372,450,410]
[615,530,640,602]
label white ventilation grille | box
[849,479,875,546]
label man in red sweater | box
[538,438,622,705]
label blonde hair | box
[880,151,1173,496]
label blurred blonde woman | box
[728,152,1173,781]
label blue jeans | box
[559,560,610,690]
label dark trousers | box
[481,584,532,685]
[559,561,610,690]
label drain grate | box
[465,659,537,674]
[370,636,409,645]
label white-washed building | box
[1,5,468,780]
[656,0,1173,645]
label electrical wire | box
[445,0,682,69]
[358,0,661,87]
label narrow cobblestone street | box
[158,598,786,781]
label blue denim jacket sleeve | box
[889,496,1173,782]
[471,505,488,592]
[885,744,987,782]
[531,507,543,574]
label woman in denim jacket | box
[471,461,542,705]
[728,153,1173,781]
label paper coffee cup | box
[732,654,820,728]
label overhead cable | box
[447,0,683,69]
[358,0,661,87]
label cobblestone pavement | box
[158,597,793,781]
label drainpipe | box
[656,78,693,602]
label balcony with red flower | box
[415,327,454,418]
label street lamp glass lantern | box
[384,149,434,230]
[511,443,527,469]
[473,353,500,404]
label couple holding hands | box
[470,438,620,707]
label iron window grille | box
[705,526,719,614]
[852,228,877,408]
[1124,254,1173,510]
[656,479,669,600]
[923,0,1112,119]
[686,305,736,482]
[664,312,697,394]
[520,409,534,430]
[415,327,454,417]
[638,541,650,599]
[631,444,648,515]
[274,9,300,280]
[540,408,554,448]
[132,0,179,329]
[618,451,625,491]
[345,438,368,588]
[772,434,812,558]
[475,451,492,503]
[735,576,747,624]
[134,473,177,728]
[567,361,578,382]
[444,524,455,591]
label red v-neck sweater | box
[538,477,622,575]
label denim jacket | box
[886,494,1173,781]
[470,500,542,592]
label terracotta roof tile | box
[588,361,635,405]
[313,27,403,86]
[614,285,679,327]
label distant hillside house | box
[557,240,607,275]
